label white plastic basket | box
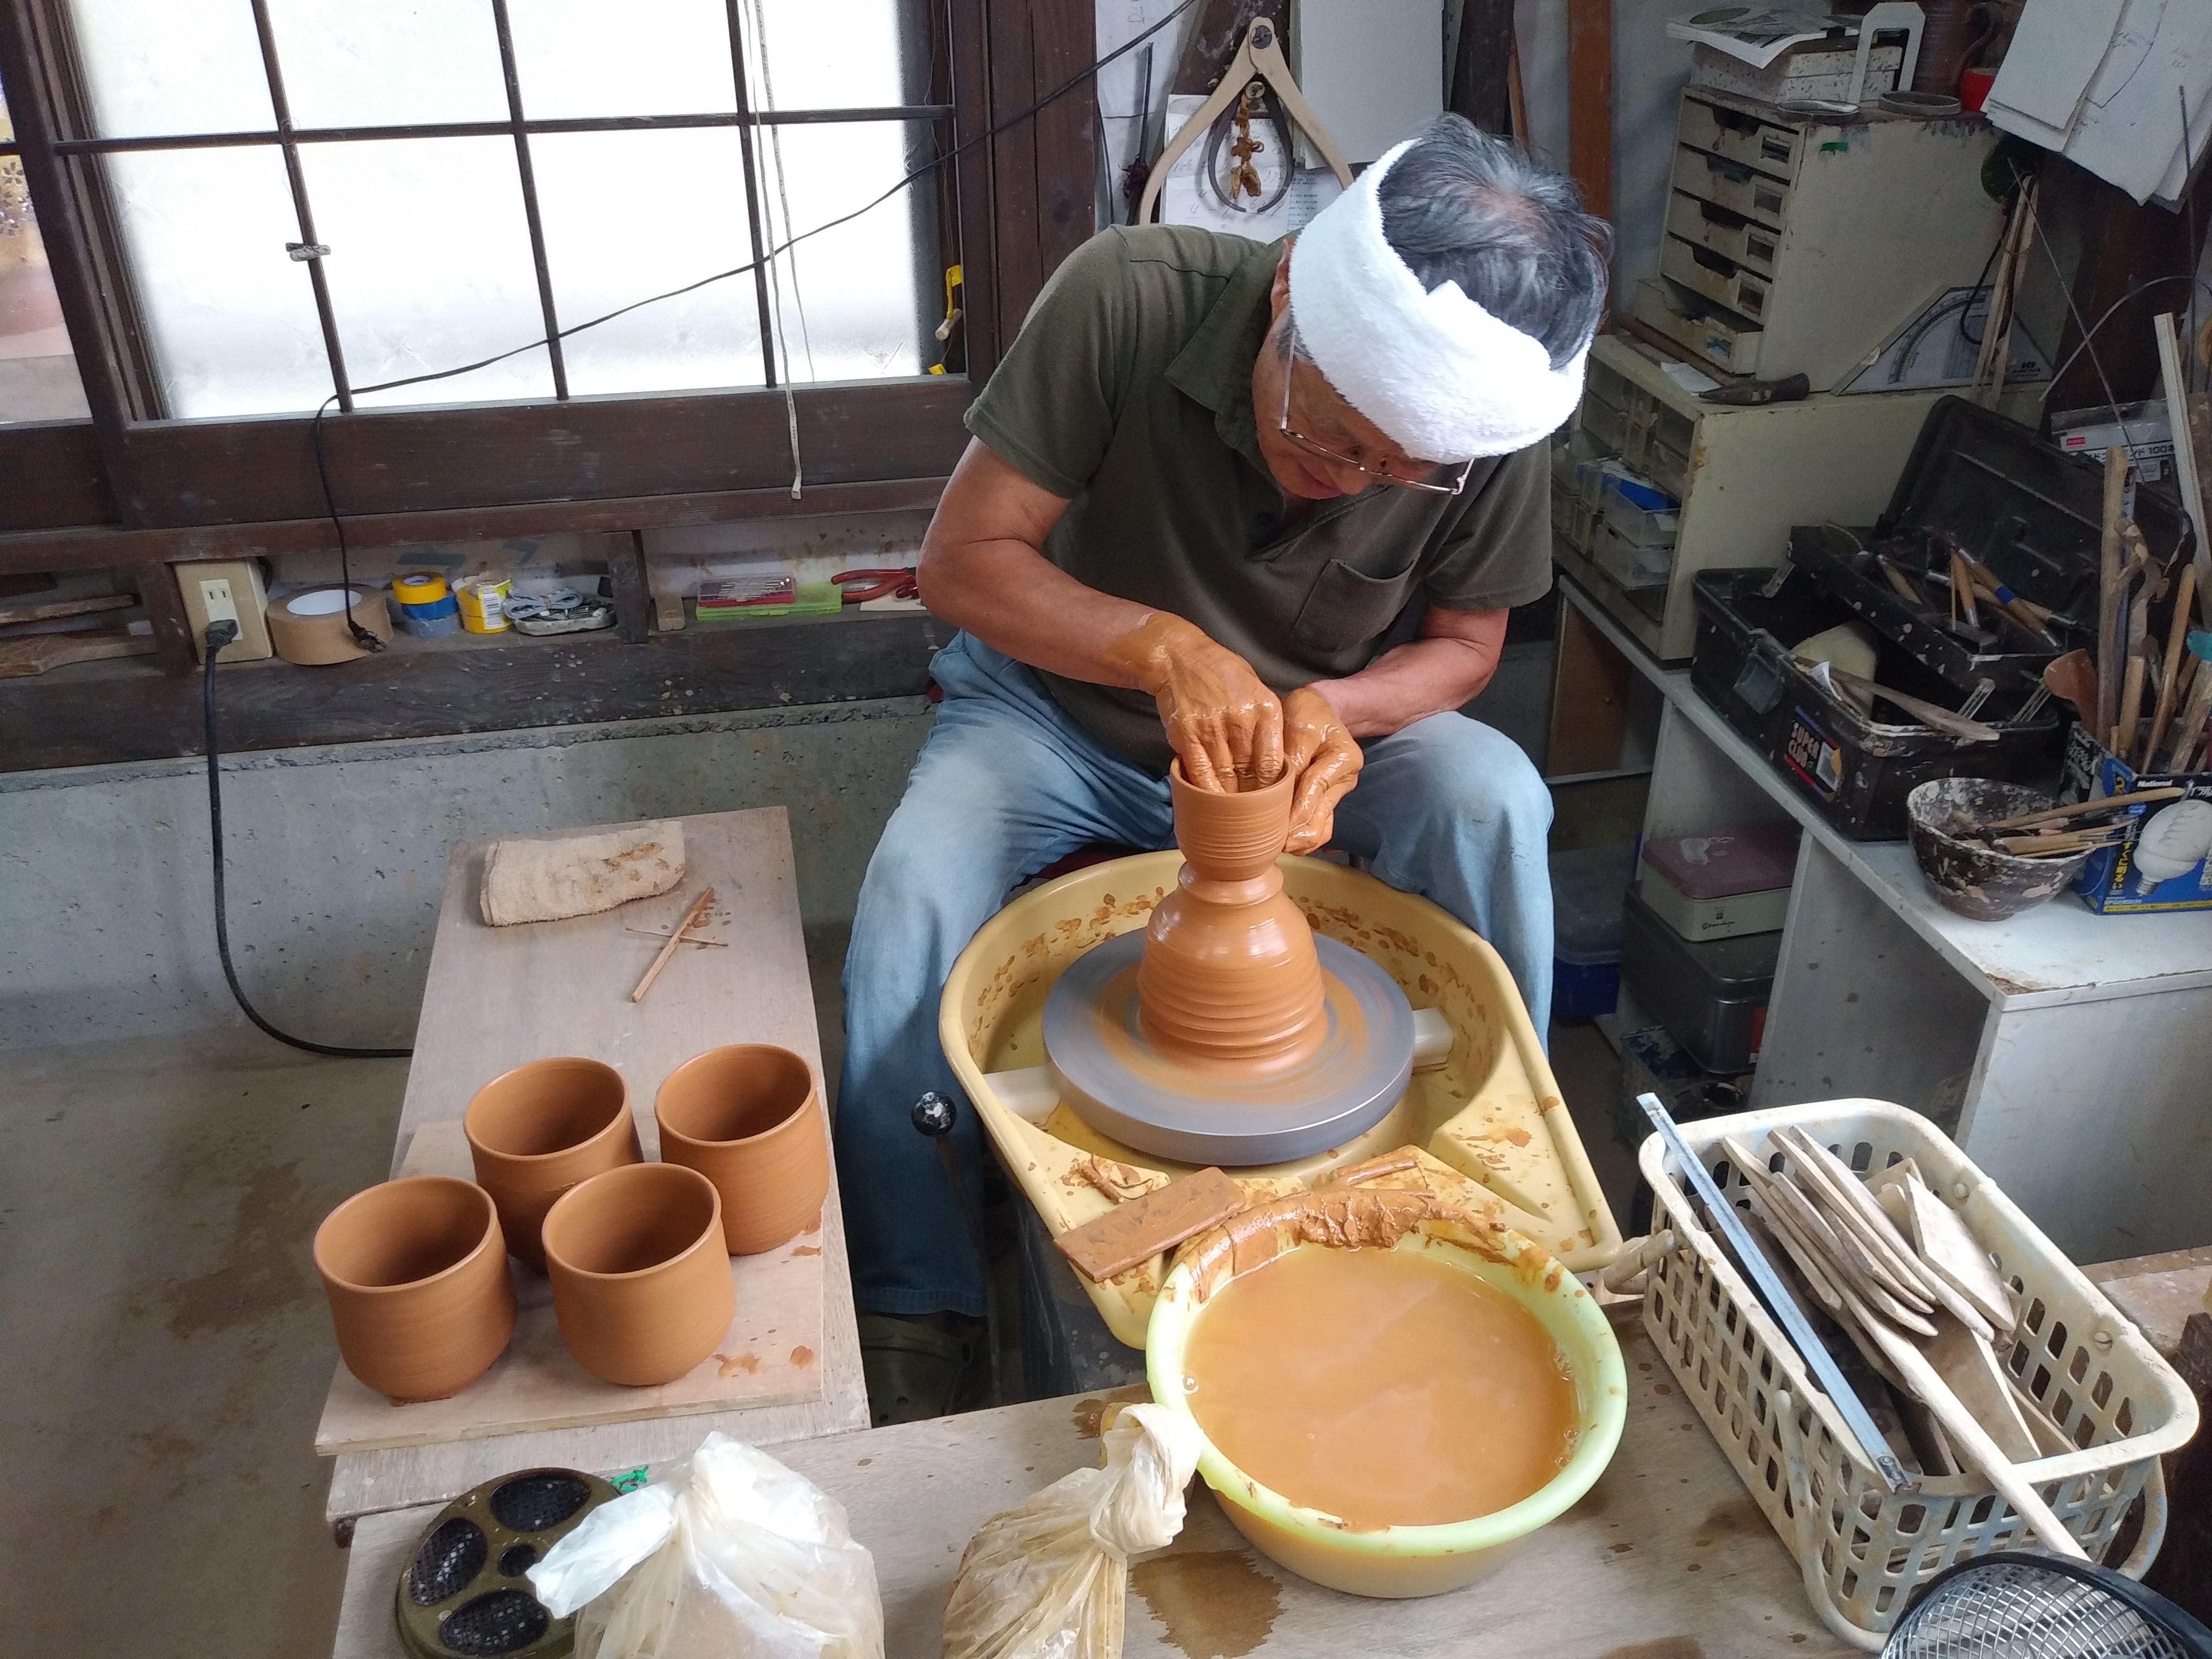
[1624,1099,2199,1650]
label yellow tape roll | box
[392,570,449,605]
[266,584,393,666]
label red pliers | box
[832,568,919,604]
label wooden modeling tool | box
[2144,565,2199,766]
[2042,648,2098,718]
[630,886,715,1003]
[1054,1166,1246,1283]
[2115,533,2152,756]
[1981,787,2186,832]
[2164,639,2212,771]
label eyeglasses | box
[1276,356,1475,496]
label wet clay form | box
[464,1057,641,1272]
[655,1044,830,1255]
[315,1176,518,1403]
[1138,764,1327,1070]
[540,1161,734,1386]
[1042,764,1415,1166]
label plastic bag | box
[942,1403,1207,1659]
[528,1433,883,1659]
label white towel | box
[1288,138,1587,461]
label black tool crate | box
[1787,398,2187,699]
[1620,884,1778,1074]
[1691,566,2065,839]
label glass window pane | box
[741,0,909,110]
[508,0,737,121]
[66,0,276,139]
[1,73,90,422]
[755,121,927,382]
[532,130,764,396]
[105,147,333,417]
[299,137,553,407]
[263,0,507,129]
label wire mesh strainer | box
[1882,1555,2212,1659]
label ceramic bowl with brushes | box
[1906,778,2101,921]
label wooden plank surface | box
[314,1121,825,1455]
[331,1312,1857,1659]
[324,809,867,1525]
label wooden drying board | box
[322,809,867,1521]
[313,1119,825,1454]
[330,1306,1859,1659]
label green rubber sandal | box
[860,1313,976,1425]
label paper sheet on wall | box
[1985,0,2212,206]
[1155,94,1345,240]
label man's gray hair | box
[1376,114,1610,371]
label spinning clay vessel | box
[316,1176,517,1403]
[655,1044,830,1255]
[464,1057,640,1271]
[540,1161,733,1386]
[1137,762,1327,1072]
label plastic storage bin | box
[1623,1099,2198,1649]
[1619,882,1777,1072]
[1550,842,1637,1018]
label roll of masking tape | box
[392,570,450,606]
[454,573,513,634]
[266,584,393,665]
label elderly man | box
[839,114,1609,1417]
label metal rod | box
[49,106,953,154]
[1635,1094,1915,1494]
[245,0,352,412]
[724,0,783,390]
[490,0,568,400]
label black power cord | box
[203,620,411,1059]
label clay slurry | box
[1180,1246,1577,1530]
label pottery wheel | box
[1041,929,1415,1166]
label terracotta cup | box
[541,1162,735,1386]
[464,1057,640,1271]
[655,1044,830,1255]
[314,1176,517,1402]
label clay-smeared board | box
[1054,1167,1246,1282]
[314,1118,825,1454]
[319,810,865,1517]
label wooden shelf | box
[0,607,952,773]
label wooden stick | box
[2099,446,2128,739]
[622,926,728,948]
[1980,787,2185,831]
[2145,565,2199,766]
[2164,662,2212,772]
[1995,831,2129,857]
[0,593,135,628]
[630,887,714,1003]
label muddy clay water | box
[1178,1245,1577,1530]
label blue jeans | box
[834,633,1554,1316]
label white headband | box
[1287,138,1588,462]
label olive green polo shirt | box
[963,224,1554,772]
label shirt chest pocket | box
[1290,556,1422,654]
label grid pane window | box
[301,136,555,407]
[533,129,765,397]
[262,0,510,129]
[58,0,940,419]
[506,0,737,121]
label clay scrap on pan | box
[481,820,687,926]
[1177,1185,1511,1302]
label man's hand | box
[1108,614,1284,790]
[1281,686,1362,853]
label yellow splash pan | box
[939,852,1623,1346]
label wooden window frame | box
[0,0,1097,554]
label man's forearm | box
[918,537,1162,689]
[1308,620,1505,738]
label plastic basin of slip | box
[1144,1203,1627,1597]
[938,852,1623,1345]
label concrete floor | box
[0,1032,406,1657]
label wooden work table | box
[322,808,868,1529]
[329,1305,1858,1659]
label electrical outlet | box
[198,577,240,630]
